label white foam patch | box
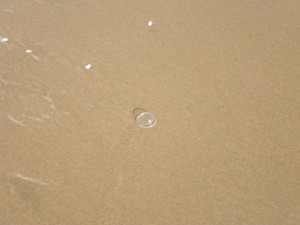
[43,96,52,102]
[147,21,153,27]
[0,37,9,42]
[15,174,48,186]
[85,64,92,70]
[7,114,26,127]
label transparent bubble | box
[133,108,156,128]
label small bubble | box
[0,37,9,42]
[85,64,92,70]
[133,108,156,128]
[147,20,153,27]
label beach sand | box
[1,1,300,224]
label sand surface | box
[1,1,300,224]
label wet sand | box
[1,1,300,224]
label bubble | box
[84,64,92,70]
[133,108,156,128]
[0,37,8,42]
[147,20,153,27]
